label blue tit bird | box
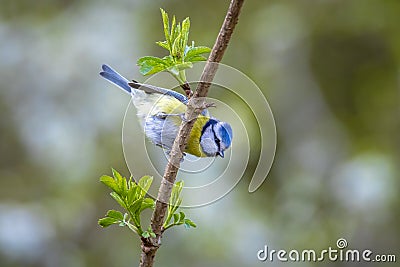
[99,64,232,158]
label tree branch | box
[139,1,245,266]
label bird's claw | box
[204,102,216,108]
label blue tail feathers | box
[100,64,132,94]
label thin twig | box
[180,82,193,98]
[139,1,245,266]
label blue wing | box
[128,81,188,104]
[129,82,210,115]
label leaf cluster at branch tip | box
[163,181,197,230]
[98,169,155,237]
[137,9,211,85]
[99,169,196,238]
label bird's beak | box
[217,151,224,158]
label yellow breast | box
[186,116,209,157]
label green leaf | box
[110,192,127,209]
[160,8,170,50]
[179,211,186,223]
[170,181,184,207]
[156,40,169,50]
[98,210,125,228]
[111,168,122,179]
[100,175,120,194]
[137,56,170,76]
[106,209,124,221]
[171,21,180,48]
[181,17,190,54]
[173,213,179,224]
[137,56,167,66]
[98,217,120,227]
[184,46,211,62]
[146,226,156,238]
[172,32,182,58]
[184,219,197,228]
[162,55,174,65]
[140,63,167,76]
[176,62,193,71]
[140,198,155,212]
[170,15,177,46]
[174,198,182,211]
[142,231,150,238]
[138,175,153,198]
[188,55,208,62]
[128,198,143,215]
[126,180,138,206]
[174,180,184,192]
[112,168,127,197]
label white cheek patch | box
[200,136,218,156]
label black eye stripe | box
[201,118,218,136]
[212,124,221,150]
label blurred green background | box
[1,0,399,266]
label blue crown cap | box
[217,122,233,147]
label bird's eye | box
[215,138,220,144]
